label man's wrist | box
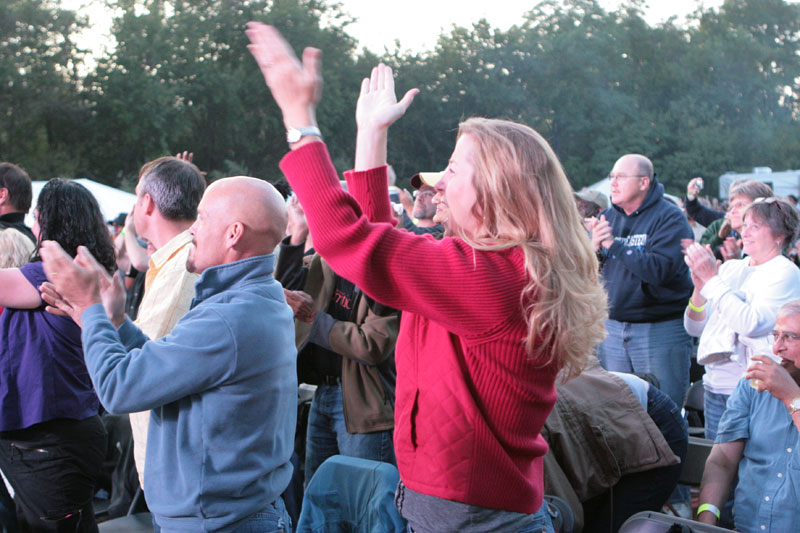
[697,503,720,521]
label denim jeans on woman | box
[396,481,554,533]
[304,382,395,486]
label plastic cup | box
[749,357,764,389]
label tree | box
[0,0,88,179]
[83,0,363,186]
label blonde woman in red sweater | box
[247,24,607,532]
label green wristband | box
[698,503,720,519]
[688,298,705,313]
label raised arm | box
[246,25,525,336]
[353,63,417,171]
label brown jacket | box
[542,357,681,530]
[295,255,399,434]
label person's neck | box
[415,218,437,228]
[749,250,781,267]
[619,198,646,215]
[145,218,193,251]
[0,205,19,217]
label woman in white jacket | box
[685,197,800,439]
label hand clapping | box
[684,242,720,290]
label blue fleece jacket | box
[81,254,297,532]
[599,178,694,322]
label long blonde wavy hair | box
[457,118,607,378]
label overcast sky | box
[63,0,726,59]
[341,0,723,54]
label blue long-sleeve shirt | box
[81,254,297,532]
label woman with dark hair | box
[0,178,115,532]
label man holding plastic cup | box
[697,299,800,531]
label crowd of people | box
[0,23,798,533]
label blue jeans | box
[404,501,553,533]
[597,318,692,407]
[230,498,291,533]
[703,389,730,441]
[304,383,395,486]
[153,498,290,533]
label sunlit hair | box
[743,197,800,250]
[457,118,608,378]
[729,180,772,203]
[0,228,34,268]
[35,178,116,274]
[778,298,800,320]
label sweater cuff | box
[307,311,336,350]
[344,166,396,225]
[700,275,728,301]
[81,303,108,326]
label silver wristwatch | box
[286,126,322,145]
[789,397,800,415]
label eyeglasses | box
[768,330,800,345]
[413,190,435,199]
[753,196,791,217]
[606,174,645,181]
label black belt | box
[320,375,341,386]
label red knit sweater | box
[280,142,558,513]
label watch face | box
[792,398,800,410]
[287,129,301,143]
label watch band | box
[789,397,800,415]
[286,126,322,145]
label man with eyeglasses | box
[590,154,694,408]
[697,299,800,532]
[397,172,444,237]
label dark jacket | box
[599,178,694,322]
[0,211,34,242]
[276,239,399,434]
[685,197,724,228]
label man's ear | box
[0,187,9,207]
[639,177,651,192]
[226,221,245,248]
[141,193,156,215]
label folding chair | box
[679,437,714,487]
[619,510,733,532]
[683,381,706,437]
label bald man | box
[39,177,297,533]
[591,154,694,407]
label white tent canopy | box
[27,178,137,228]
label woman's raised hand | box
[246,23,322,129]
[356,64,418,134]
[684,242,720,289]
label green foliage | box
[0,0,88,179]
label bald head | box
[616,154,654,180]
[187,176,287,274]
[207,176,287,252]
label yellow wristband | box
[688,299,705,313]
[698,503,720,519]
